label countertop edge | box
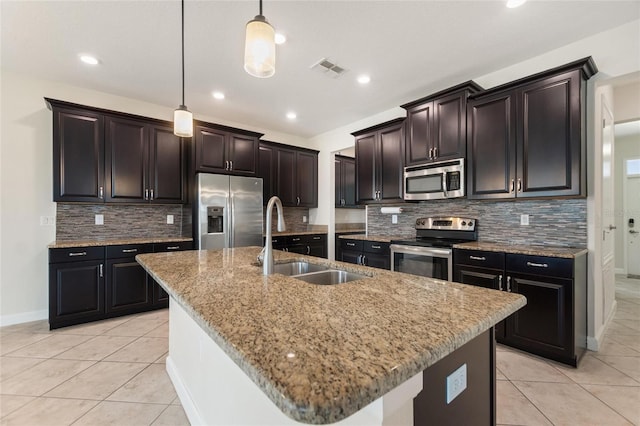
[49,237,193,249]
[454,242,588,258]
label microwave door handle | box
[442,173,448,197]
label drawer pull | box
[166,246,180,250]
[122,248,138,253]
[526,261,548,268]
[313,236,321,240]
[507,276,512,292]
[346,242,356,247]
[292,238,301,242]
[371,245,381,249]
[68,252,87,257]
[470,255,486,261]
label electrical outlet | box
[95,214,104,225]
[167,215,174,225]
[392,214,398,224]
[520,214,530,226]
[303,215,307,223]
[446,364,467,404]
[40,216,55,226]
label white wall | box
[0,71,306,325]
[614,82,640,123]
[614,133,640,271]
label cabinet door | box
[453,265,503,291]
[341,250,361,265]
[378,123,404,202]
[276,148,297,206]
[258,143,277,204]
[405,103,433,165]
[296,151,318,207]
[149,125,185,204]
[362,253,390,270]
[467,92,516,199]
[53,108,104,202]
[106,258,152,314]
[105,116,148,203]
[355,133,377,203]
[433,92,466,161]
[195,126,227,173]
[517,70,582,197]
[342,157,356,207]
[335,157,343,206]
[49,260,105,328]
[505,273,573,361]
[228,133,258,175]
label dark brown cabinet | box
[339,239,390,270]
[194,122,262,176]
[151,241,193,306]
[467,58,597,200]
[105,244,153,315]
[266,234,327,258]
[258,141,319,207]
[401,82,482,165]
[353,118,405,204]
[149,125,187,203]
[335,155,357,208]
[453,248,587,366]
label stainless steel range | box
[390,217,477,281]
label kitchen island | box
[136,247,525,425]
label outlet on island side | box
[446,364,467,404]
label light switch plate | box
[167,215,174,224]
[520,214,530,226]
[446,364,467,404]
[95,214,104,225]
[40,216,55,226]
[303,215,307,223]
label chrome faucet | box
[260,196,286,275]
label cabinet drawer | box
[454,249,504,269]
[153,241,193,252]
[363,241,390,255]
[340,239,363,251]
[506,254,573,279]
[300,234,326,244]
[106,244,153,259]
[49,246,105,263]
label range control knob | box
[461,221,467,226]
[468,221,474,227]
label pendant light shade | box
[244,1,275,78]
[174,0,193,137]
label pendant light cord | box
[259,0,263,16]
[181,0,185,106]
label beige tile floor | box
[0,276,638,425]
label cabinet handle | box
[98,186,104,199]
[517,179,522,192]
[292,238,301,242]
[371,245,381,249]
[230,160,233,170]
[526,261,548,268]
[510,179,515,193]
[296,196,300,206]
[507,276,512,292]
[149,189,154,200]
[306,245,310,255]
[166,246,180,250]
[144,189,149,200]
[362,255,367,265]
[122,248,138,253]
[68,251,87,257]
[498,275,503,291]
[313,236,321,240]
[433,147,438,159]
[428,148,433,160]
[347,242,356,247]
[469,255,486,261]
[99,264,103,278]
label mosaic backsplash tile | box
[366,199,587,247]
[56,203,186,241]
[265,207,311,233]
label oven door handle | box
[390,245,452,258]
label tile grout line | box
[507,377,556,426]
[574,381,639,425]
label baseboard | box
[0,309,48,327]
[166,356,204,426]
[587,300,618,351]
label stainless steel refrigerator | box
[196,174,263,250]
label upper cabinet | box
[258,141,318,207]
[353,118,405,204]
[335,155,357,208]
[47,99,186,204]
[467,57,597,200]
[193,122,262,176]
[401,82,482,166]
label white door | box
[625,158,640,277]
[601,102,616,321]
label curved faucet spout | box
[263,196,286,275]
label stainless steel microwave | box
[403,158,465,201]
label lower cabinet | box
[339,238,390,270]
[267,234,327,259]
[453,248,587,366]
[49,240,192,329]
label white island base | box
[166,299,423,426]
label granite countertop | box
[136,247,525,424]
[337,234,408,243]
[48,236,193,249]
[454,241,588,258]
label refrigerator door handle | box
[229,192,235,247]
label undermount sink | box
[272,261,329,276]
[269,260,369,285]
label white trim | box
[166,356,204,426]
[587,299,617,351]
[0,309,48,327]
[623,155,640,276]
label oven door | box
[390,244,452,281]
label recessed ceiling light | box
[506,0,526,8]
[275,33,287,45]
[357,75,371,85]
[286,112,297,120]
[212,91,225,100]
[79,54,99,65]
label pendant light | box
[244,0,276,78]
[174,0,193,137]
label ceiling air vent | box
[310,58,347,78]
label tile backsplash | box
[265,207,310,233]
[366,198,587,247]
[56,204,186,241]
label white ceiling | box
[2,1,639,138]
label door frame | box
[623,155,640,276]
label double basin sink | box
[271,261,369,285]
